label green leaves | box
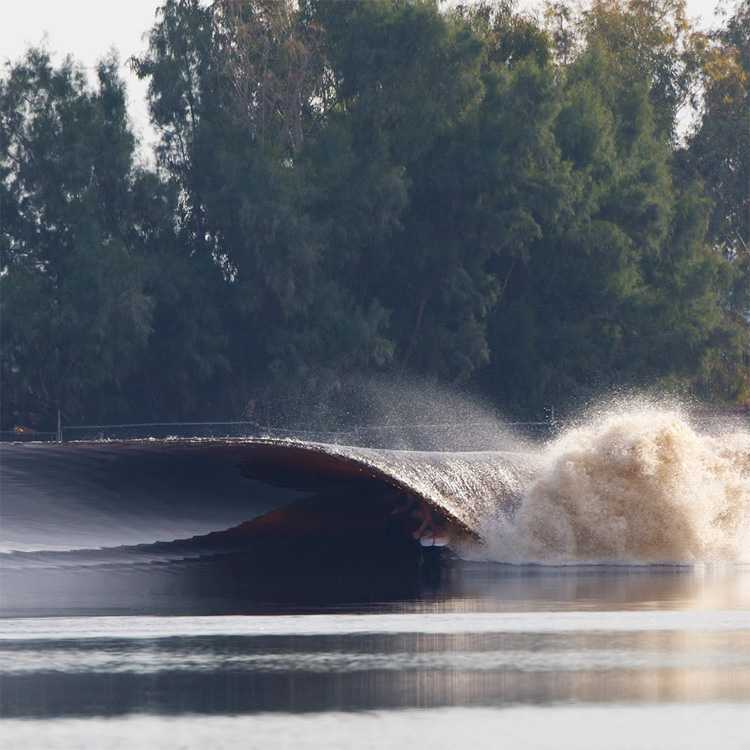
[2,0,747,430]
[1,50,160,426]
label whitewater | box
[476,407,750,565]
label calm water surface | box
[2,564,749,749]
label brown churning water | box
[477,407,750,565]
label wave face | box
[478,409,750,565]
[241,440,540,536]
[0,441,305,554]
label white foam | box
[479,407,750,564]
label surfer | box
[392,492,449,547]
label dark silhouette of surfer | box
[392,491,449,547]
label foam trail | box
[478,408,750,564]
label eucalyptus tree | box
[562,0,702,142]
[687,0,750,402]
[133,0,394,424]
[318,0,494,384]
[0,49,164,428]
[476,3,743,411]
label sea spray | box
[477,408,750,564]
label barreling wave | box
[1,405,748,568]
[477,408,750,565]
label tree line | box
[2,0,748,431]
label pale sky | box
[1,0,164,149]
[0,0,733,149]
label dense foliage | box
[2,0,748,430]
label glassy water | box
[2,564,749,750]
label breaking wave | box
[2,400,748,568]
[477,408,750,565]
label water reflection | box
[1,566,749,719]
[2,638,748,717]
[424,562,750,612]
[3,556,749,618]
